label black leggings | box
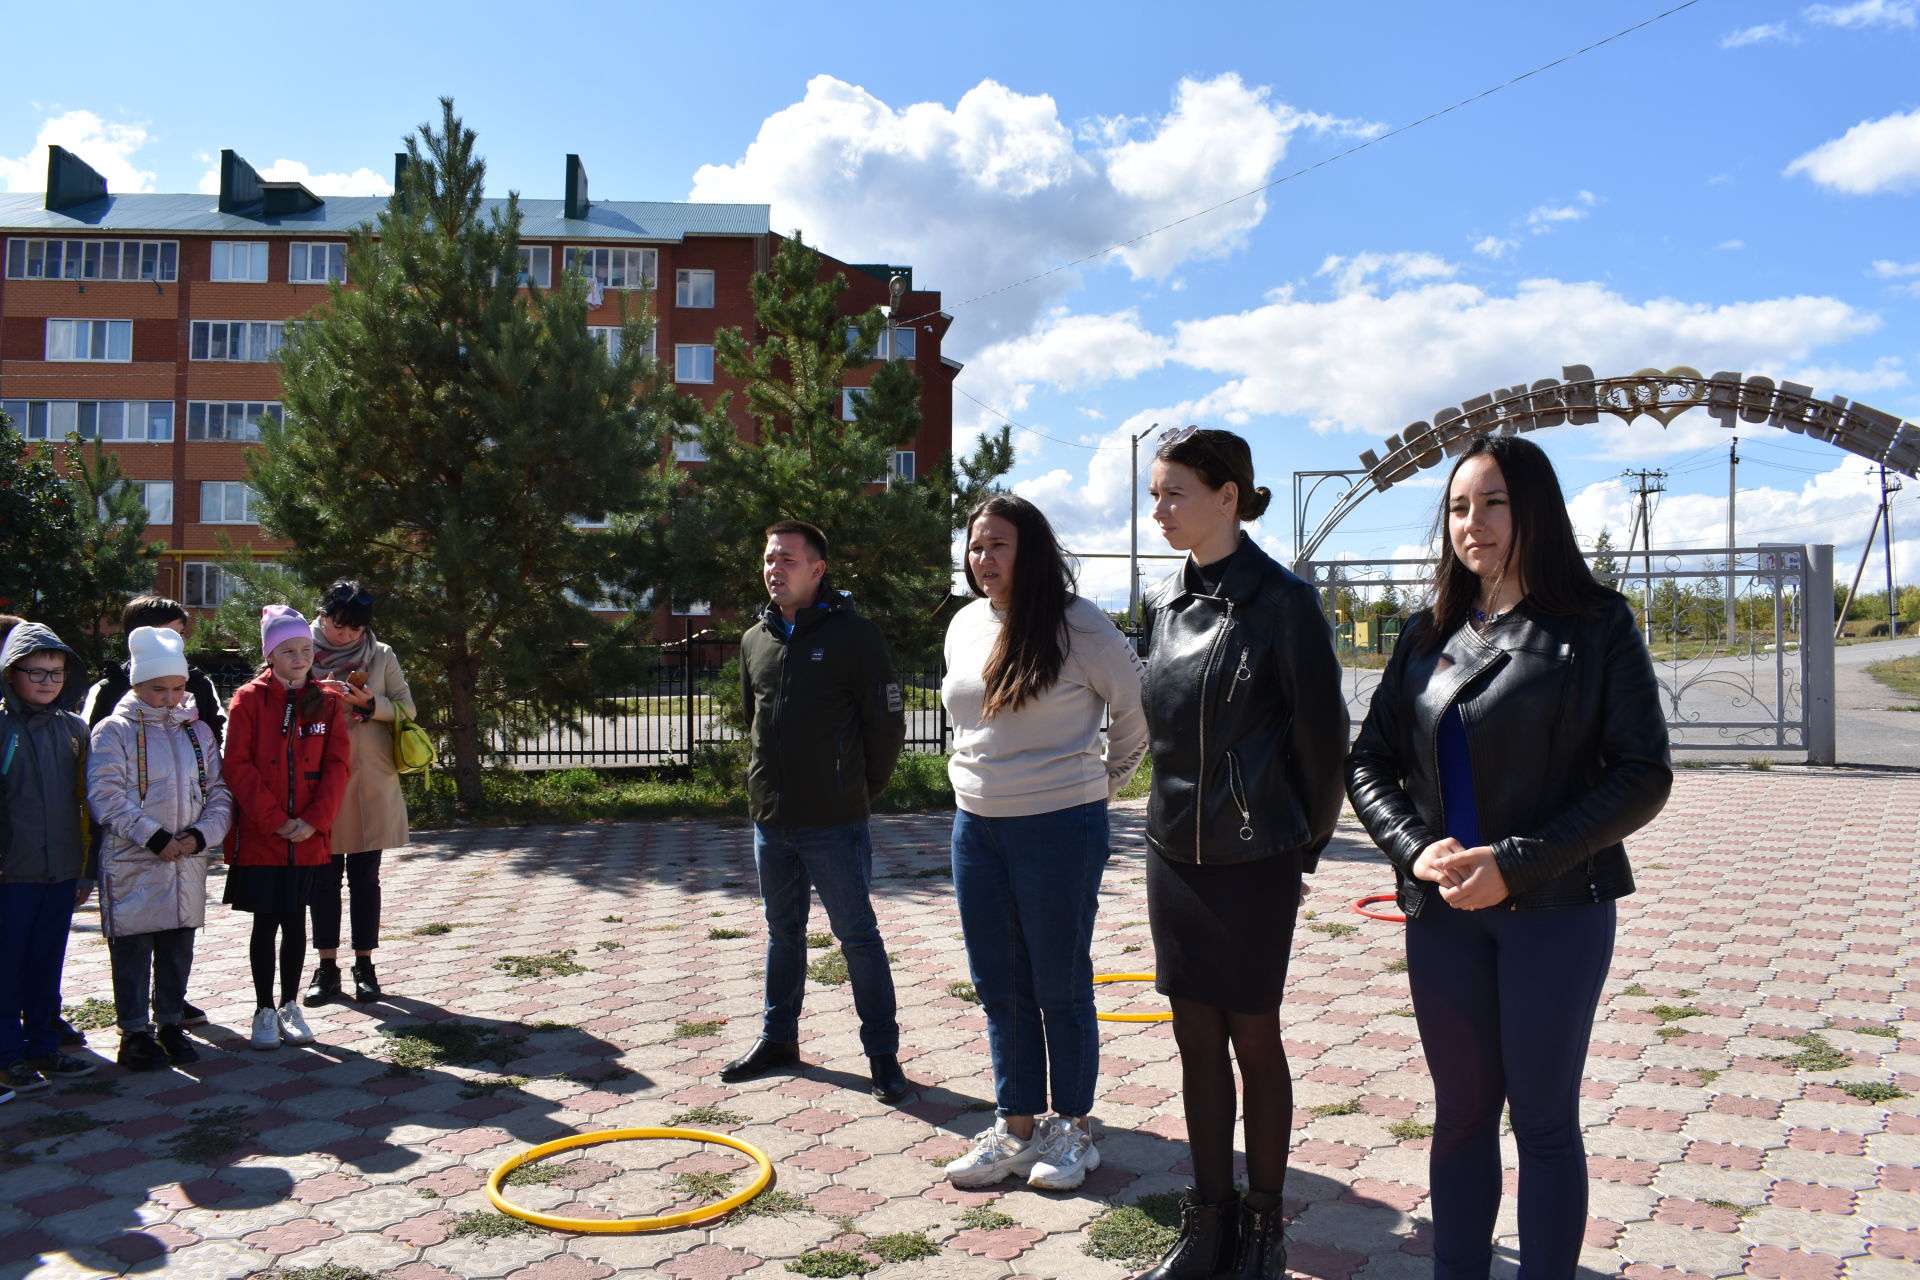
[310,850,384,953]
[249,912,307,1010]
[1169,996,1295,1204]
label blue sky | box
[7,0,1918,606]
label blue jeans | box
[0,880,77,1064]
[753,822,898,1057]
[951,800,1110,1118]
[1408,894,1616,1280]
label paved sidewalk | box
[3,770,1915,1280]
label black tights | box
[1170,996,1294,1204]
[250,912,307,1010]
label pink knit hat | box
[260,604,310,659]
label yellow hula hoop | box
[1094,972,1173,1023]
[486,1126,774,1233]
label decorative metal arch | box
[1294,364,1920,564]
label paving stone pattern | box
[2,769,1914,1279]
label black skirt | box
[1146,848,1302,1015]
[223,863,321,915]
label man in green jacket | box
[720,520,910,1102]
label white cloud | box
[1526,189,1597,233]
[1869,259,1920,277]
[1722,22,1794,46]
[1317,251,1458,296]
[1785,109,1920,194]
[962,308,1171,422]
[689,73,1377,345]
[1717,240,1746,251]
[194,157,391,198]
[1803,0,1916,27]
[0,109,156,194]
[1472,235,1518,259]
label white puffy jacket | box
[86,692,234,937]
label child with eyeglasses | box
[1,622,101,1102]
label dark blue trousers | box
[0,880,78,1064]
[1406,894,1615,1280]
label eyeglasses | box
[14,667,68,685]
[326,584,374,608]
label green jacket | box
[740,590,907,828]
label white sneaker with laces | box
[277,1001,315,1046]
[943,1117,1041,1187]
[1027,1115,1100,1190]
[250,1007,281,1051]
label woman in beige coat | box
[302,581,414,1005]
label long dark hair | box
[963,494,1077,717]
[1155,427,1273,521]
[1420,434,1615,649]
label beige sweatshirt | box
[942,595,1149,818]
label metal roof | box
[0,193,771,242]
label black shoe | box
[178,1002,209,1027]
[1137,1189,1239,1280]
[117,1031,169,1072]
[867,1054,910,1104]
[718,1038,799,1083]
[0,1062,51,1095]
[350,957,382,1003]
[304,962,341,1007]
[156,1024,200,1065]
[28,1051,96,1080]
[54,1016,86,1047]
[1228,1190,1286,1280]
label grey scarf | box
[310,621,376,677]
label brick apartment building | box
[0,145,957,626]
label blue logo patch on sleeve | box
[811,648,826,661]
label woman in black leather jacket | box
[1135,427,1349,1280]
[1345,434,1671,1280]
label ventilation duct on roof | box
[45,145,109,212]
[218,150,323,217]
[565,154,591,220]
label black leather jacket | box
[1345,595,1672,915]
[1142,537,1350,869]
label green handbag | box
[392,703,438,775]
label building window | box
[892,450,916,484]
[288,242,346,284]
[841,387,869,420]
[3,400,173,442]
[670,598,711,617]
[673,428,707,463]
[588,326,655,361]
[676,269,715,308]
[101,480,173,524]
[6,238,178,282]
[189,321,287,362]
[518,246,552,288]
[675,344,714,384]
[183,562,239,609]
[199,481,259,525]
[847,326,917,361]
[187,401,283,442]
[209,242,269,282]
[46,319,133,362]
[564,246,657,291]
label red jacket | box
[222,672,352,867]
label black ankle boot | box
[1137,1189,1238,1280]
[351,957,382,1002]
[303,961,341,1007]
[1228,1190,1285,1280]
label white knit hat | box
[128,626,189,686]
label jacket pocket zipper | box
[1226,750,1253,842]
[1224,647,1251,704]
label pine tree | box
[1590,527,1620,588]
[253,100,683,813]
[660,234,1008,662]
[0,417,83,628]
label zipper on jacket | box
[1224,647,1251,704]
[1195,599,1234,865]
[284,688,298,866]
[1226,750,1253,841]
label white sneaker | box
[1027,1115,1100,1190]
[276,1002,315,1046]
[250,1007,281,1051]
[944,1118,1041,1187]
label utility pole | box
[1883,463,1902,640]
[1726,438,1739,640]
[1623,468,1667,644]
[1127,423,1159,633]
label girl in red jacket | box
[222,606,351,1050]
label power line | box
[900,0,1705,326]
[954,385,1128,452]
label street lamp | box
[1128,423,1159,630]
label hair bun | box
[1242,485,1273,521]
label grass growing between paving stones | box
[502,1161,563,1187]
[1768,1033,1852,1072]
[674,1019,726,1039]
[1388,1120,1436,1141]
[412,921,456,935]
[1651,1005,1707,1022]
[457,1076,530,1099]
[270,1266,385,1280]
[447,1209,541,1240]
[1308,921,1359,939]
[493,949,587,979]
[946,980,980,1003]
[1701,1200,1759,1218]
[868,1231,941,1262]
[1308,1099,1363,1117]
[382,1021,524,1074]
[1084,1189,1185,1268]
[59,995,117,1031]
[1384,956,1409,973]
[960,1202,1016,1229]
[709,927,750,940]
[808,949,850,985]
[787,1250,871,1278]
[161,1105,251,1164]
[737,1188,810,1218]
[1840,1082,1910,1102]
[806,931,834,948]
[666,1103,749,1127]
[669,1170,737,1201]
